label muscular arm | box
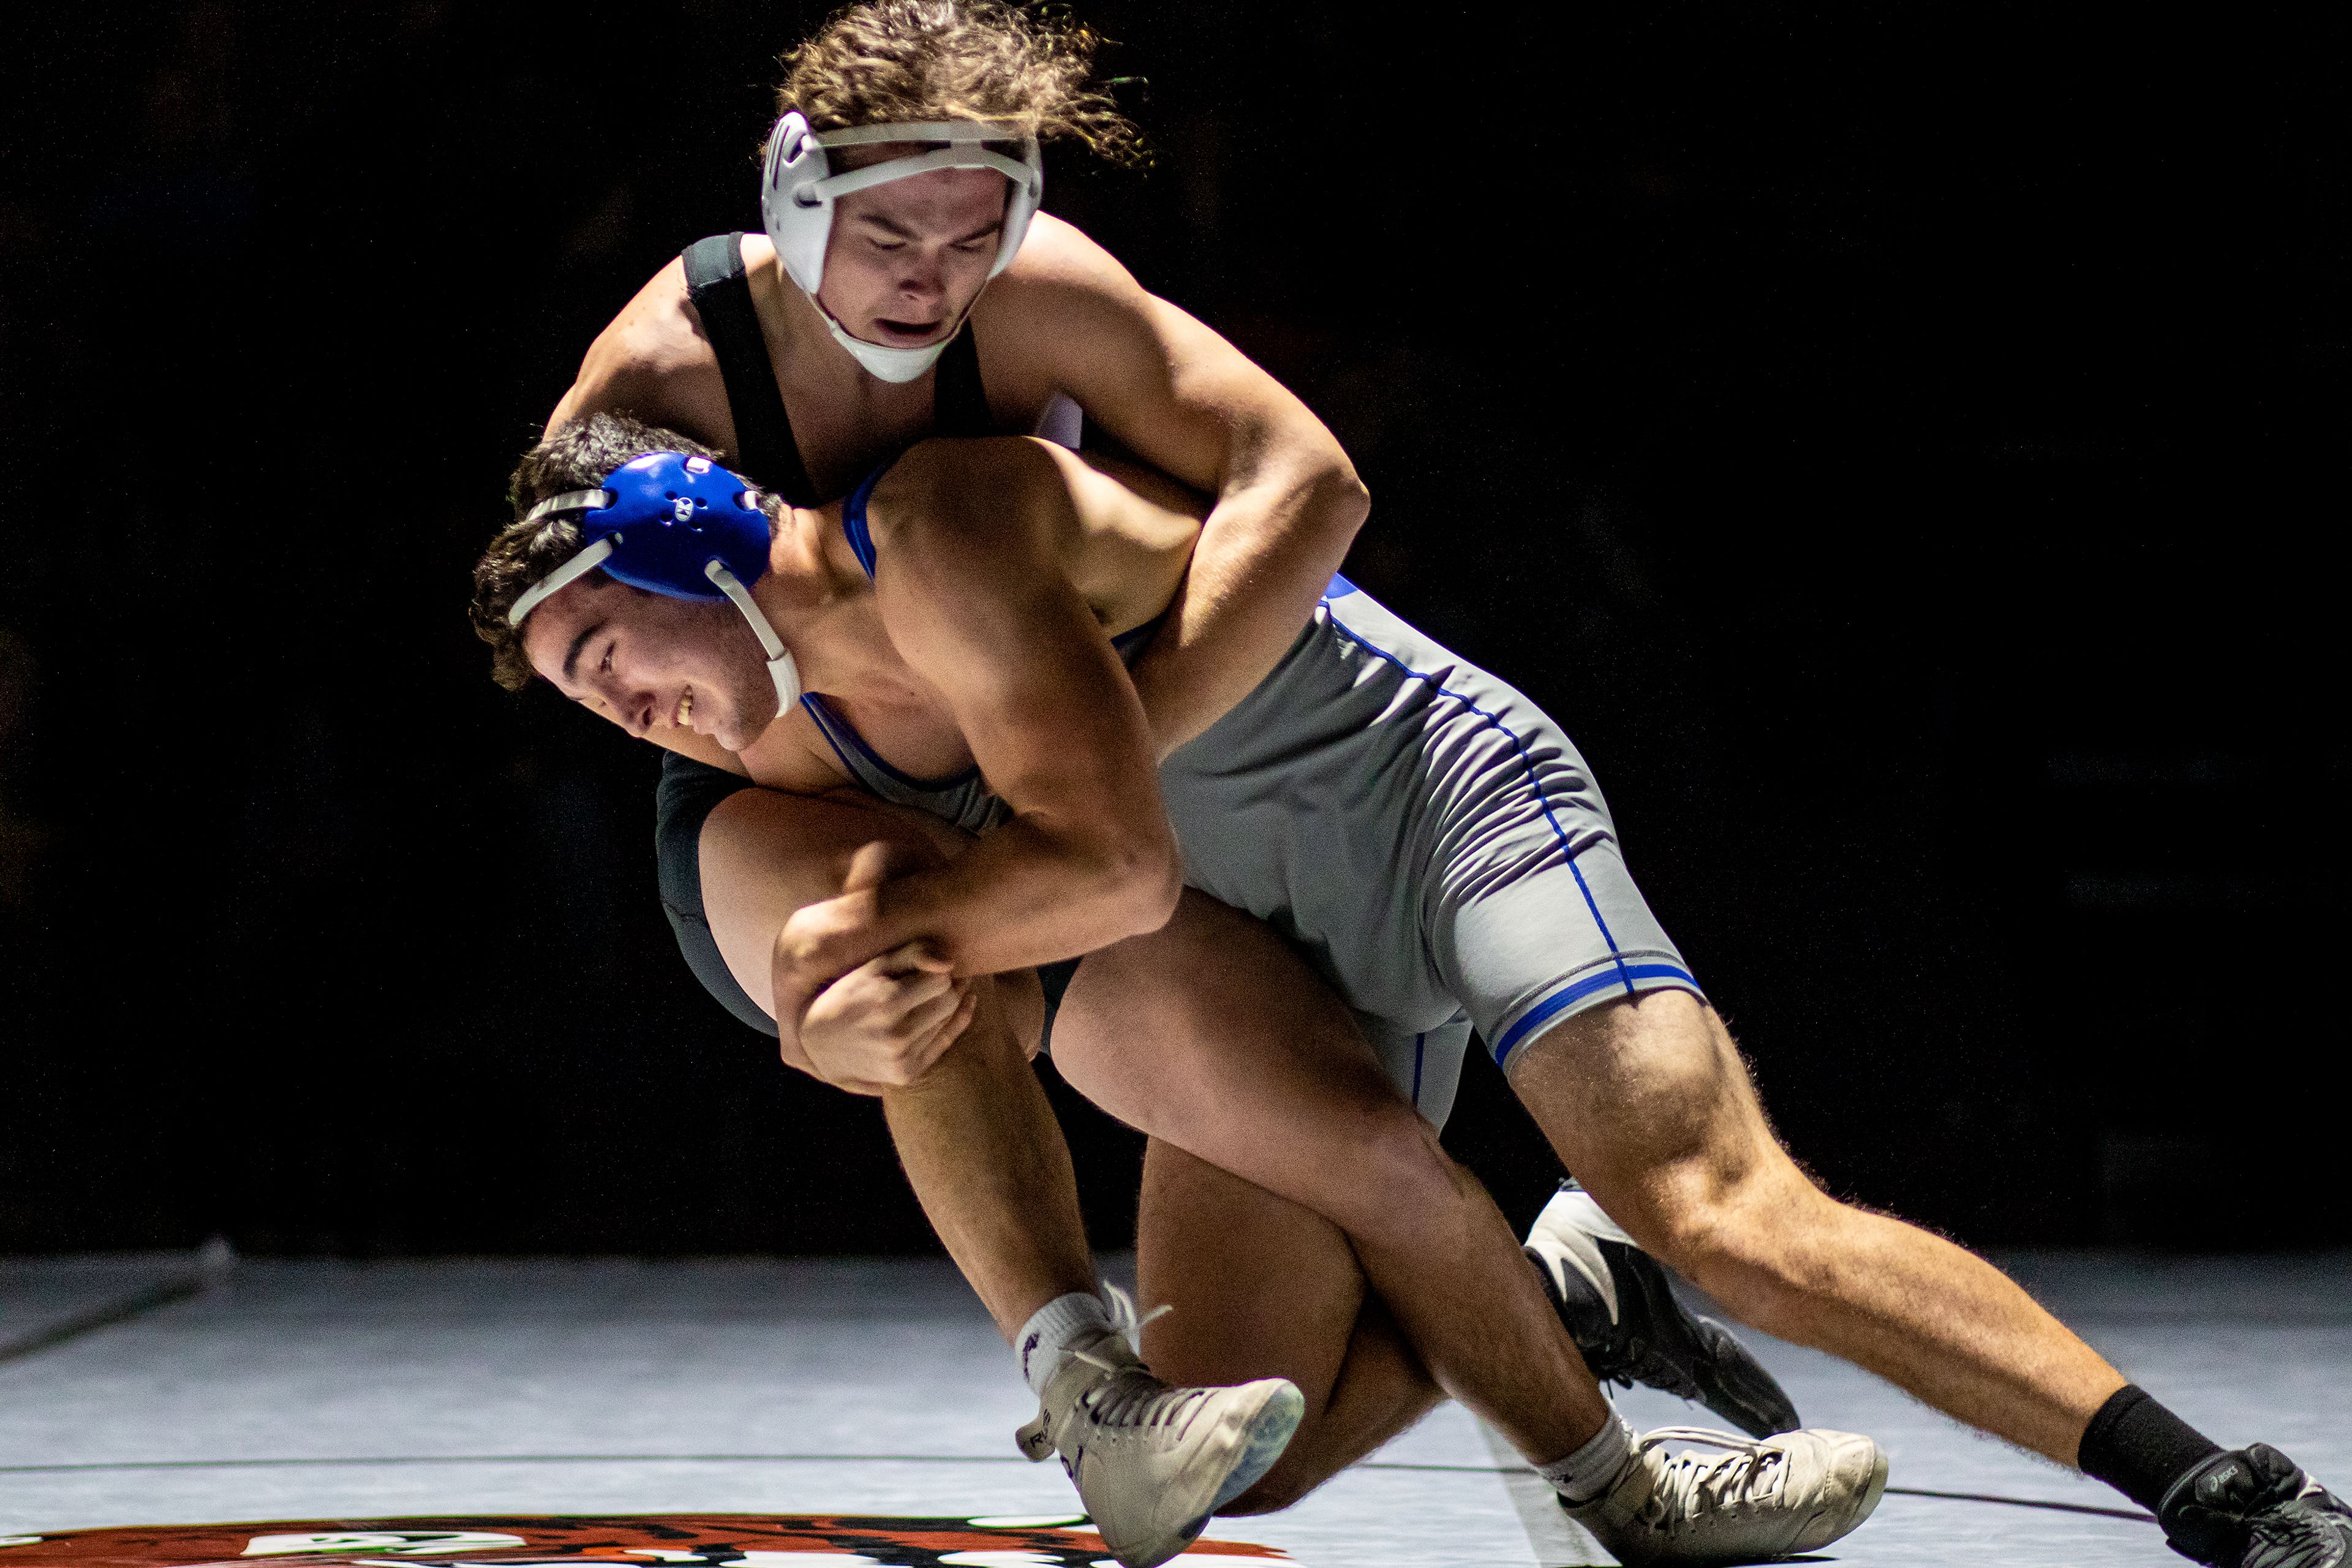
[552,221,1365,760]
[979,219,1370,755]
[772,440,1183,1016]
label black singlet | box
[677,232,995,502]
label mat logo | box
[244,1539,530,1559]
[0,1517,1287,1568]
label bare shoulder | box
[1003,212,1143,291]
[979,213,1148,328]
[873,437,1066,529]
[966,215,1158,403]
[866,437,1069,571]
[548,252,736,450]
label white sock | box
[1016,1291,1114,1397]
[1538,1412,1637,1504]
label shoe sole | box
[1793,1442,1892,1553]
[1210,1379,1307,1512]
[1859,1443,1892,1520]
[1111,1381,1306,1568]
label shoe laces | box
[1076,1364,1216,1436]
[1064,1287,1191,1435]
[1098,1281,1172,1354]
[1634,1427,1789,1521]
[2241,1487,2352,1568]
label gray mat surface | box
[1,1252,2344,1566]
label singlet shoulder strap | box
[932,322,992,437]
[839,463,888,579]
[681,233,816,506]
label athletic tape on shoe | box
[507,451,801,710]
[760,113,1043,382]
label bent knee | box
[1329,1110,1475,1233]
[1645,1177,1849,1317]
[1217,1458,1326,1517]
[1656,1179,1807,1262]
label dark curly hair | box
[770,1,1144,167]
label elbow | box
[1091,821,1183,940]
[1311,458,1371,551]
[1335,464,1373,529]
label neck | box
[751,500,863,690]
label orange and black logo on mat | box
[0,1514,1288,1568]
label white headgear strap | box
[761,114,1043,383]
[505,535,614,628]
[702,560,804,714]
[505,502,804,718]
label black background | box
[1,1,2340,1256]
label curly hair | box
[469,415,734,692]
[772,1,1144,167]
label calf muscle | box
[1509,991,2125,1466]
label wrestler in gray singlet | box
[819,470,1703,1126]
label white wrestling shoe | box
[1015,1327,1303,1568]
[1561,1425,1890,1565]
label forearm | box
[886,817,1178,971]
[1127,435,1368,756]
[779,813,1180,1025]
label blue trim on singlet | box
[1319,594,1643,1043]
[1489,962,1703,1067]
[796,694,870,785]
[1326,572,1359,598]
[801,692,981,791]
[842,464,887,578]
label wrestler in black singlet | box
[652,233,1030,1035]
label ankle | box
[2078,1384,2223,1515]
[1016,1291,1115,1397]
[1538,1412,1637,1503]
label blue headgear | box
[505,451,801,714]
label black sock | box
[2078,1384,2224,1515]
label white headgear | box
[760,113,1044,382]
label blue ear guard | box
[510,452,768,610]
[507,451,802,717]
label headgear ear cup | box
[507,452,801,714]
[761,112,834,295]
[991,137,1042,276]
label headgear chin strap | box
[761,114,1044,383]
[507,452,802,719]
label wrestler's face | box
[520,575,778,752]
[816,154,1010,349]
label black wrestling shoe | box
[2160,1445,2352,1568]
[1525,1180,1801,1439]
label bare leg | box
[1136,1137,1442,1512]
[700,787,1091,1338]
[880,974,1097,1334]
[1509,987,2125,1466]
[1052,890,1611,1463]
